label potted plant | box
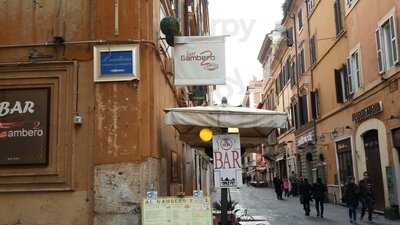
[212,200,238,225]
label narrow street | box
[214,186,399,225]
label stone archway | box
[355,119,390,208]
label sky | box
[209,0,285,106]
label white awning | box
[164,105,288,147]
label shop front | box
[296,129,318,182]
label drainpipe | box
[290,13,301,176]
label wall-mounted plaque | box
[0,88,50,165]
[94,44,140,82]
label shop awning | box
[164,105,288,147]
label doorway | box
[362,130,385,210]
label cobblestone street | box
[213,186,399,225]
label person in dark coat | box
[289,171,298,196]
[299,178,312,216]
[312,178,327,218]
[273,176,283,200]
[343,177,359,224]
[359,171,375,222]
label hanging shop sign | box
[296,131,315,147]
[213,134,243,188]
[174,36,226,85]
[94,44,140,82]
[142,196,212,225]
[0,88,50,165]
[352,101,383,123]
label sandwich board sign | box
[213,134,243,188]
[142,196,212,225]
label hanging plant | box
[160,16,180,46]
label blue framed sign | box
[94,45,140,82]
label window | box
[285,58,291,83]
[346,0,354,8]
[336,138,354,188]
[298,48,306,74]
[311,90,320,119]
[310,36,317,65]
[376,10,399,74]
[290,102,299,128]
[307,0,314,15]
[298,9,304,31]
[347,49,362,93]
[334,65,351,103]
[299,95,308,126]
[290,60,297,87]
[334,0,344,35]
[285,27,294,47]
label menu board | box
[142,197,213,225]
[0,88,50,165]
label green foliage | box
[212,200,238,211]
[160,16,180,46]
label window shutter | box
[334,0,343,35]
[334,1,340,35]
[290,62,296,87]
[311,91,319,119]
[286,28,294,47]
[343,65,351,99]
[302,95,308,124]
[334,69,344,103]
[375,28,385,74]
[346,57,354,94]
[291,104,296,129]
[389,16,399,64]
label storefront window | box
[336,138,354,186]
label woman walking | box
[283,178,290,198]
[343,177,359,224]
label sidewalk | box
[212,186,399,225]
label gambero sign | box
[0,88,50,165]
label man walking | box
[359,171,375,222]
[312,178,327,218]
[343,177,359,224]
[299,178,312,216]
[273,176,283,200]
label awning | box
[164,105,287,147]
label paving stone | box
[213,186,400,225]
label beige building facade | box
[259,0,400,213]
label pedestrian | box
[312,178,327,218]
[359,171,375,222]
[246,175,251,186]
[283,178,290,198]
[343,176,359,224]
[273,176,283,200]
[299,178,312,216]
[289,171,298,196]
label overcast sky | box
[209,0,284,106]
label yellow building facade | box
[260,0,400,213]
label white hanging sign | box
[213,134,243,188]
[174,36,226,85]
